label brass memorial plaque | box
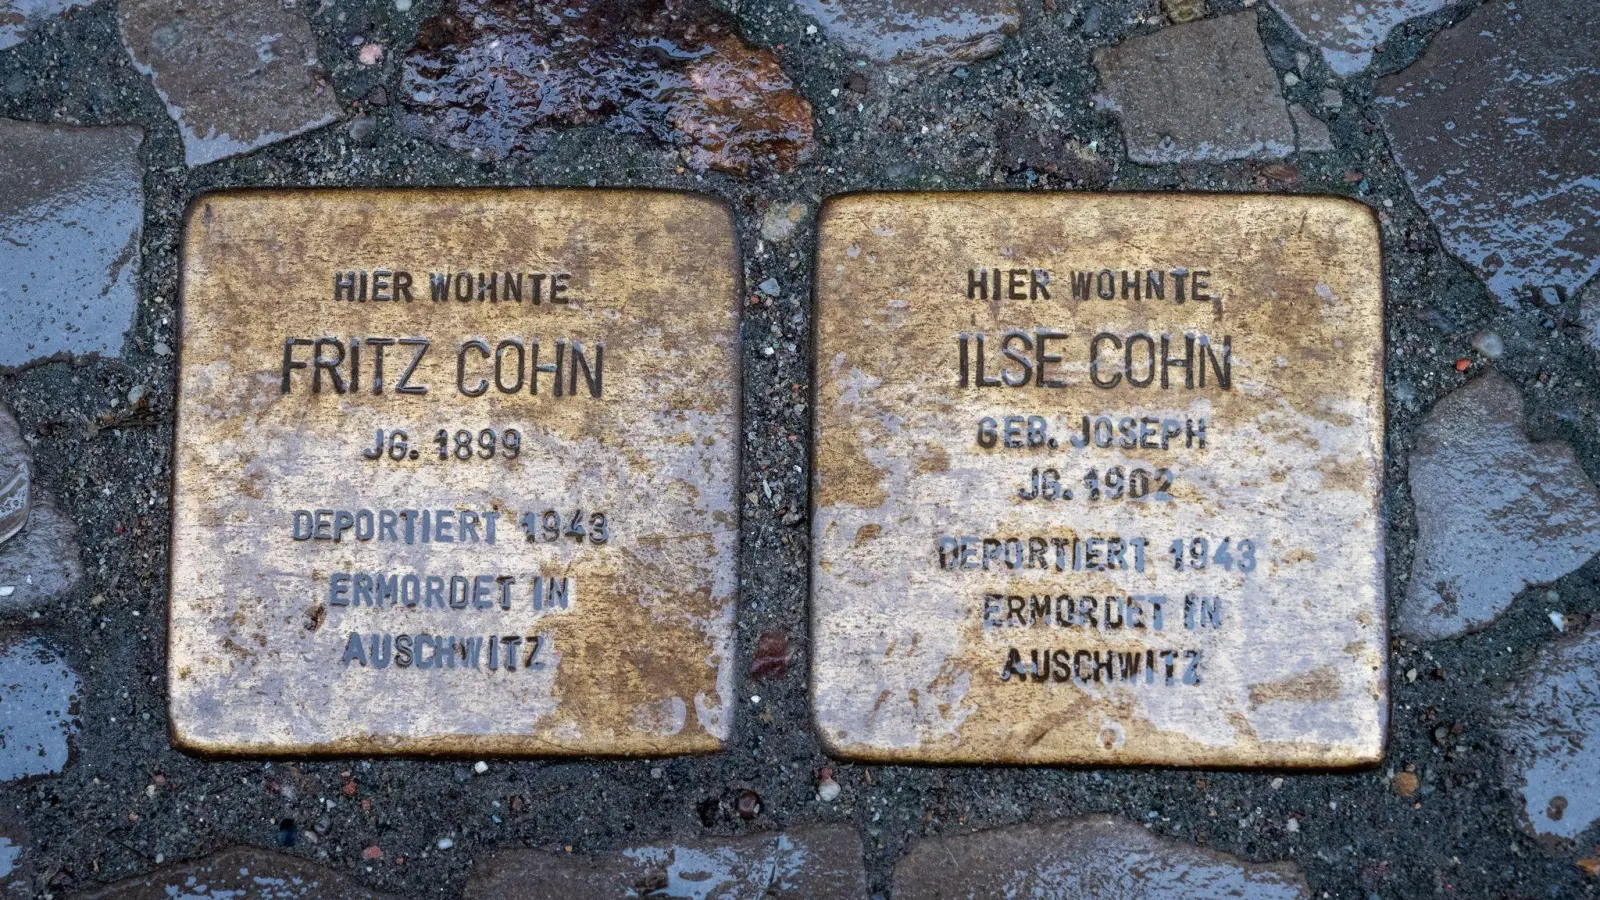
[170,190,740,756]
[812,193,1386,766]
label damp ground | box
[1,0,1599,897]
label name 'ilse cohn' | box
[957,329,1231,391]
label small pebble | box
[359,43,384,66]
[1393,772,1419,797]
[1549,610,1566,632]
[1470,330,1505,359]
[348,116,378,145]
[759,203,806,243]
[473,760,489,774]
[736,789,761,820]
[818,777,841,802]
[395,0,412,10]
[438,837,455,850]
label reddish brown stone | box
[750,630,791,679]
[400,0,813,175]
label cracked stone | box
[0,0,82,51]
[1496,624,1600,842]
[1267,0,1453,75]
[894,815,1311,899]
[0,405,82,617]
[1375,0,1599,308]
[1399,372,1600,641]
[0,120,143,370]
[71,846,400,899]
[793,0,1020,71]
[463,825,869,899]
[399,0,814,175]
[1094,12,1297,164]
[117,0,342,166]
[1288,104,1333,152]
[0,634,79,783]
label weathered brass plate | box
[170,190,740,756]
[812,193,1386,766]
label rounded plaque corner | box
[166,715,223,757]
[1319,193,1385,246]
[814,190,881,230]
[179,188,243,236]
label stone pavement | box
[0,0,1597,897]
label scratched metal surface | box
[812,193,1386,766]
[169,189,741,756]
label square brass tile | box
[169,190,740,756]
[812,193,1386,766]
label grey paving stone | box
[0,633,79,783]
[464,825,869,899]
[71,846,398,899]
[1496,624,1600,841]
[0,119,143,370]
[1374,0,1599,308]
[894,815,1310,899]
[0,0,83,51]
[1094,12,1297,164]
[117,0,342,166]
[1289,103,1333,152]
[0,404,82,618]
[1400,372,1600,641]
[793,0,1020,71]
[1267,0,1453,76]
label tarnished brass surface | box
[812,193,1385,766]
[170,190,740,756]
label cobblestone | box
[1094,13,1301,164]
[1496,624,1600,841]
[1400,372,1600,641]
[1375,0,1599,308]
[894,815,1311,899]
[0,120,142,369]
[118,0,342,166]
[463,826,868,899]
[793,0,1020,71]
